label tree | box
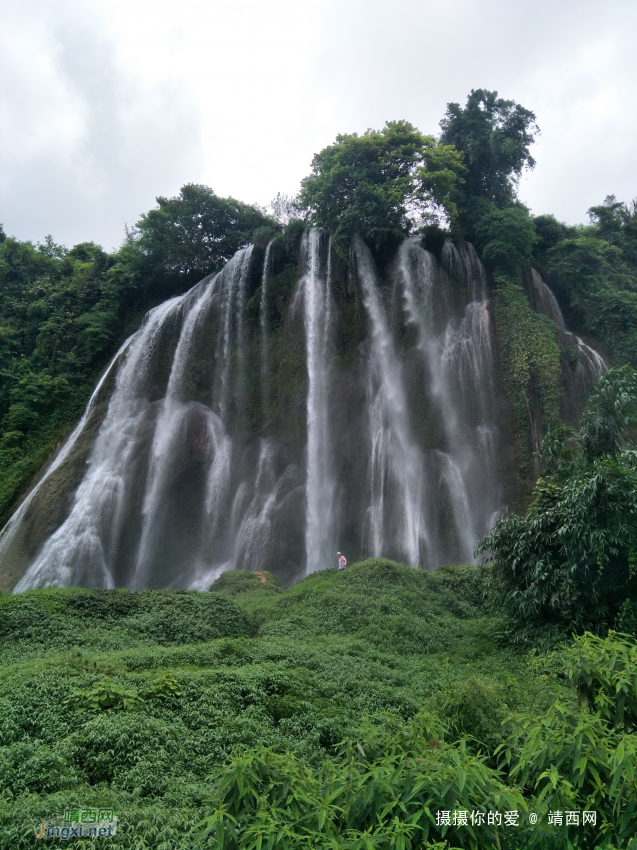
[478,366,637,634]
[269,192,301,226]
[588,195,637,267]
[299,120,465,256]
[474,206,536,275]
[439,88,539,210]
[129,184,276,289]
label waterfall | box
[355,239,428,567]
[528,268,606,379]
[0,335,133,580]
[260,241,273,416]
[131,270,224,589]
[13,249,255,592]
[396,238,501,564]
[302,230,335,575]
[13,293,194,590]
[214,248,253,421]
[3,232,608,593]
[232,440,280,573]
[577,338,606,382]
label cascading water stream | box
[216,248,253,421]
[0,335,133,577]
[396,238,501,563]
[13,294,191,590]
[528,268,607,384]
[355,239,428,567]
[303,230,335,575]
[200,249,252,560]
[232,440,280,573]
[131,248,253,588]
[131,274,221,589]
[260,241,273,416]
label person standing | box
[337,552,347,570]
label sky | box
[1,0,636,250]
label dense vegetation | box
[479,366,637,638]
[1,560,636,848]
[536,199,637,369]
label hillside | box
[1,560,636,848]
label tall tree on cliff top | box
[439,88,539,211]
[299,120,465,256]
[128,184,275,292]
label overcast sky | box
[1,0,636,250]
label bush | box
[210,570,282,597]
[478,367,637,633]
[0,588,253,657]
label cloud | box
[1,0,636,248]
[0,0,203,249]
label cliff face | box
[0,232,604,591]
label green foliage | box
[64,677,146,712]
[492,275,562,480]
[0,588,253,658]
[210,569,283,596]
[578,364,637,458]
[541,197,637,369]
[439,88,539,213]
[196,721,527,849]
[474,205,537,275]
[426,675,512,754]
[130,183,276,288]
[588,196,637,266]
[478,367,637,633]
[532,215,574,273]
[499,634,637,846]
[64,671,181,712]
[566,632,637,731]
[2,562,636,848]
[299,121,465,256]
[500,697,637,846]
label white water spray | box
[303,230,336,574]
[356,239,428,567]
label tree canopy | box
[439,88,539,209]
[474,205,537,275]
[298,120,465,256]
[130,183,275,288]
